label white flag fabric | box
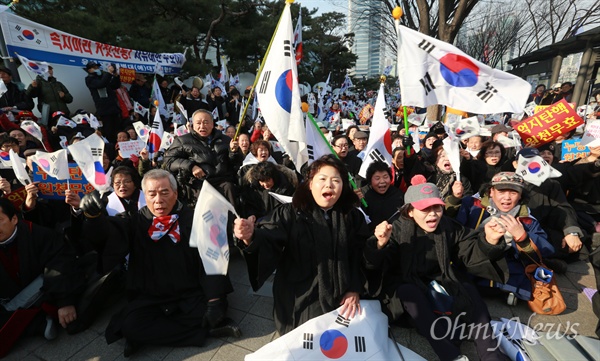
[246,300,426,361]
[175,124,189,137]
[293,9,303,65]
[256,2,307,172]
[132,121,150,143]
[20,120,44,145]
[359,84,392,178]
[189,182,238,275]
[269,191,293,204]
[211,107,220,121]
[340,74,353,95]
[151,78,169,118]
[442,137,462,181]
[0,81,6,97]
[67,134,110,192]
[515,155,561,187]
[219,56,229,84]
[133,101,149,117]
[16,53,49,81]
[397,25,531,114]
[446,116,481,140]
[88,113,101,130]
[305,115,334,165]
[31,149,69,180]
[175,100,188,122]
[159,132,174,151]
[56,116,76,128]
[320,72,331,100]
[9,149,30,186]
[148,111,164,160]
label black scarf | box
[308,207,351,313]
[435,168,456,199]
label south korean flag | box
[515,154,561,187]
[246,300,426,360]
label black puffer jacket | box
[163,128,242,204]
[85,71,121,116]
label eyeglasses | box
[113,180,133,187]
[334,143,349,148]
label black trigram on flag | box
[202,211,214,223]
[90,147,103,157]
[418,39,435,53]
[476,82,498,103]
[354,336,366,352]
[151,120,160,129]
[50,155,57,162]
[284,40,292,58]
[335,314,350,327]
[307,144,315,160]
[259,71,271,94]
[303,333,313,349]
[368,148,386,163]
[419,72,436,95]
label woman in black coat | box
[364,175,508,361]
[234,155,370,335]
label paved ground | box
[5,250,600,361]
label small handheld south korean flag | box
[30,149,69,180]
[189,182,239,275]
[67,134,110,193]
[15,53,49,80]
[246,300,426,360]
[515,154,561,187]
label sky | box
[297,0,348,16]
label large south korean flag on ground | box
[256,2,307,172]
[397,25,531,114]
[246,300,425,360]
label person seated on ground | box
[453,172,554,302]
[359,161,404,231]
[505,147,586,267]
[427,145,473,208]
[364,175,508,361]
[79,169,240,357]
[163,109,242,208]
[460,140,507,194]
[237,140,276,185]
[239,161,297,219]
[234,155,370,335]
[0,198,84,358]
[391,146,409,192]
[562,146,600,239]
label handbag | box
[517,241,566,315]
[427,280,454,316]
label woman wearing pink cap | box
[364,175,509,361]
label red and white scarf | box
[148,214,180,243]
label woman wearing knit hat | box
[364,175,508,361]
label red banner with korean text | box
[515,99,584,148]
[5,186,28,210]
[120,68,136,84]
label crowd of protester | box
[1,60,599,360]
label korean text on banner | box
[561,139,590,162]
[32,163,95,200]
[514,99,584,148]
[0,11,185,74]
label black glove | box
[402,135,415,149]
[203,298,228,329]
[80,190,104,218]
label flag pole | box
[233,0,293,141]
[306,112,368,208]
[393,7,411,156]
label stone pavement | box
[5,251,600,361]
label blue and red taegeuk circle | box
[528,162,541,174]
[320,329,348,359]
[22,30,35,40]
[439,54,479,87]
[275,69,293,113]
